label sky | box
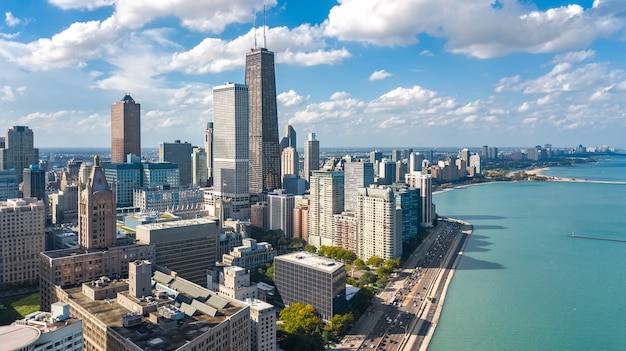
[0,0,625,150]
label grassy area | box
[0,292,40,325]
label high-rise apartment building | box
[391,183,420,243]
[405,172,435,227]
[409,152,425,173]
[246,48,281,193]
[213,82,250,220]
[0,126,39,183]
[274,251,346,321]
[344,161,374,212]
[333,212,358,254]
[307,170,344,247]
[205,122,214,186]
[111,95,141,163]
[160,140,193,187]
[0,198,45,290]
[246,298,277,351]
[303,132,320,186]
[357,186,402,261]
[22,164,46,200]
[267,189,295,238]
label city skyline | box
[1,1,626,148]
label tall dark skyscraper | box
[245,48,281,194]
[280,124,296,151]
[111,95,141,164]
[159,140,193,187]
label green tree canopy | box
[304,244,317,253]
[324,312,355,339]
[359,271,376,285]
[280,303,323,335]
[353,258,366,271]
[366,255,384,267]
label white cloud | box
[0,85,26,101]
[420,50,434,56]
[5,12,22,27]
[323,0,626,58]
[369,70,393,81]
[0,32,20,40]
[278,90,308,107]
[551,50,596,64]
[48,0,115,10]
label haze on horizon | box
[1,0,625,149]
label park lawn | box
[0,292,40,325]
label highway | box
[335,218,472,351]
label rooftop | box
[275,251,345,273]
[64,272,247,351]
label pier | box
[570,234,626,243]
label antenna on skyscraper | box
[253,10,257,49]
[263,0,267,48]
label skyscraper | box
[159,140,193,186]
[111,95,141,163]
[280,124,296,151]
[213,83,250,220]
[78,155,116,250]
[307,170,344,247]
[303,132,319,186]
[357,186,402,260]
[281,147,298,180]
[192,147,208,186]
[246,48,281,194]
[205,122,214,186]
[0,126,39,183]
[22,165,46,200]
[343,161,374,213]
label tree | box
[304,244,317,253]
[280,303,323,335]
[359,271,376,285]
[324,313,355,339]
[366,255,383,267]
[353,258,366,271]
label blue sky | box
[0,0,625,149]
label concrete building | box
[160,140,193,187]
[281,146,298,181]
[23,165,46,200]
[357,186,402,261]
[0,198,45,290]
[0,126,39,183]
[333,212,358,254]
[282,174,305,196]
[293,199,309,241]
[221,238,275,271]
[3,302,83,351]
[218,266,257,300]
[141,162,180,189]
[102,162,142,208]
[192,147,208,186]
[213,83,251,220]
[409,152,425,173]
[303,132,320,186]
[246,298,277,351]
[344,161,374,212]
[39,156,155,310]
[48,184,78,224]
[54,264,250,351]
[111,95,141,163]
[274,252,346,321]
[250,201,269,230]
[246,47,281,194]
[133,186,204,219]
[135,218,218,286]
[267,189,295,237]
[308,170,344,247]
[378,160,396,185]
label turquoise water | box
[428,161,626,350]
[541,155,626,182]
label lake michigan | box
[428,156,626,350]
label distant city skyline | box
[1,1,626,148]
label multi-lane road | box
[335,218,472,351]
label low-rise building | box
[221,238,275,271]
